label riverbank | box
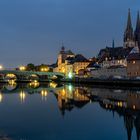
[62,77,140,87]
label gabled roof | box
[65,54,89,64]
[98,46,133,62]
[87,62,101,68]
[74,54,89,62]
[127,53,140,60]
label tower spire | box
[127,8,133,30]
[135,11,140,47]
[61,40,65,52]
[124,9,135,48]
[112,39,115,48]
[136,11,140,30]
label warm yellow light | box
[133,61,136,64]
[50,82,57,88]
[19,66,26,71]
[62,89,66,97]
[61,67,65,73]
[20,91,26,102]
[0,93,3,103]
[29,80,40,88]
[119,102,123,107]
[133,105,136,110]
[8,80,16,85]
[41,90,48,97]
[0,65,3,70]
[40,67,49,72]
[41,90,48,101]
[117,102,120,106]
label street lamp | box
[0,65,3,70]
[19,66,26,71]
[40,67,49,72]
[68,72,73,79]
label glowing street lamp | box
[0,65,3,70]
[68,72,73,79]
[19,66,26,71]
[40,67,49,72]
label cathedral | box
[124,9,140,49]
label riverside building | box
[53,46,90,77]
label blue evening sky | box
[0,0,139,68]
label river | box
[0,82,139,140]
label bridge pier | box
[16,75,29,82]
[39,75,50,82]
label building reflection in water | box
[54,84,90,116]
[0,82,140,140]
[96,89,140,140]
[29,80,40,88]
[54,85,140,140]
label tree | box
[26,63,35,71]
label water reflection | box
[0,82,139,140]
[54,84,90,116]
[0,92,3,103]
[19,90,26,103]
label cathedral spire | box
[124,9,135,48]
[136,11,140,31]
[135,11,140,47]
[127,9,133,30]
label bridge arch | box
[28,74,40,81]
[4,73,17,81]
[0,70,65,82]
[4,82,17,91]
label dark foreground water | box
[0,82,139,140]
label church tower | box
[58,46,65,66]
[57,44,67,66]
[134,11,140,48]
[124,9,135,48]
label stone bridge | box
[0,70,65,82]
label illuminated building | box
[73,54,90,75]
[127,52,140,77]
[54,46,90,76]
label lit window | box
[133,61,136,64]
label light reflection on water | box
[0,82,139,140]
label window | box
[133,61,136,64]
